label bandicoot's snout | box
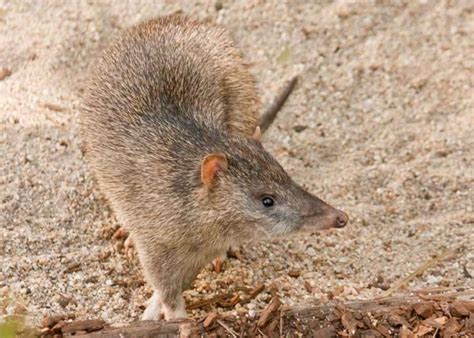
[297,189,349,231]
[307,206,349,230]
[334,209,349,228]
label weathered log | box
[75,320,199,338]
[49,288,473,337]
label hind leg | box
[142,288,187,321]
[161,292,187,319]
[136,240,190,320]
[142,291,162,321]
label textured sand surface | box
[1,0,473,325]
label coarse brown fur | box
[81,14,347,320]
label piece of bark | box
[304,280,313,293]
[186,293,234,310]
[374,323,392,337]
[249,283,265,298]
[42,315,66,328]
[216,319,238,337]
[413,302,434,318]
[270,282,279,298]
[465,312,474,331]
[218,294,240,308]
[57,293,73,308]
[399,325,414,338]
[51,321,66,334]
[62,319,106,334]
[341,312,358,336]
[444,316,463,336]
[98,250,111,261]
[288,270,301,278]
[421,315,447,329]
[257,297,281,327]
[203,312,219,328]
[63,262,81,274]
[450,301,470,316]
[412,324,433,336]
[240,283,265,305]
[266,317,280,334]
[358,329,382,338]
[387,313,409,327]
[41,102,66,112]
[78,320,198,337]
[293,125,308,133]
[313,326,336,338]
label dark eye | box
[261,196,274,208]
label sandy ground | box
[1,0,473,327]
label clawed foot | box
[142,291,162,321]
[211,254,226,273]
[111,226,135,260]
[142,291,187,321]
[211,246,245,272]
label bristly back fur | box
[80,14,347,320]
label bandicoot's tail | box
[258,76,298,133]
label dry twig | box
[257,297,282,327]
[203,312,219,328]
[186,293,234,310]
[380,246,462,298]
[216,319,237,338]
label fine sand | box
[1,0,473,325]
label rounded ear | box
[201,153,228,187]
[252,126,262,142]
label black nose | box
[336,210,348,228]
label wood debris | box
[62,319,106,334]
[240,283,265,305]
[203,312,219,328]
[288,269,301,278]
[40,318,106,337]
[30,288,473,337]
[186,293,234,310]
[249,283,265,298]
[62,262,81,274]
[413,302,435,318]
[304,280,313,293]
[381,246,461,298]
[257,297,281,327]
[40,102,66,112]
[42,314,75,329]
[218,294,240,308]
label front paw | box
[211,255,226,273]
